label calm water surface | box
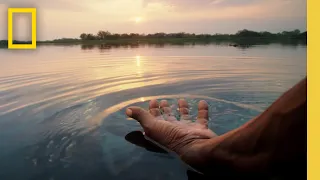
[0,44,306,180]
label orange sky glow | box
[0,0,306,40]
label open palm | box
[126,99,217,165]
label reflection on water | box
[80,41,305,51]
[0,44,306,180]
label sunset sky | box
[0,0,306,40]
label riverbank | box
[0,29,307,49]
[0,37,307,49]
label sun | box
[135,17,142,23]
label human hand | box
[126,99,217,168]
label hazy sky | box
[0,0,306,40]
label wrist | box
[190,128,273,177]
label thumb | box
[126,106,155,126]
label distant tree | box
[75,29,307,44]
[281,29,302,37]
[175,32,186,38]
[96,31,104,40]
[293,29,301,35]
[97,31,111,40]
[281,31,291,36]
[110,33,120,39]
[80,33,87,40]
[121,33,130,38]
[260,31,273,37]
[129,33,139,38]
[154,33,166,38]
[86,34,96,40]
[236,29,261,37]
[140,34,146,38]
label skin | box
[126,77,306,179]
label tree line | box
[0,29,307,48]
[79,29,307,41]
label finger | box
[197,100,209,128]
[178,99,191,121]
[149,99,162,118]
[126,107,155,128]
[160,100,177,121]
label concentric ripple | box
[91,94,262,131]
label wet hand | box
[126,99,217,165]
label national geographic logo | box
[7,8,37,49]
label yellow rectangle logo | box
[8,8,37,49]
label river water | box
[0,44,306,180]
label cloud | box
[142,0,261,9]
[0,0,88,11]
[142,0,305,15]
[0,0,306,40]
[0,0,306,18]
[142,0,306,19]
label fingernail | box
[199,100,208,105]
[126,108,132,117]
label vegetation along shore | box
[0,29,307,49]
